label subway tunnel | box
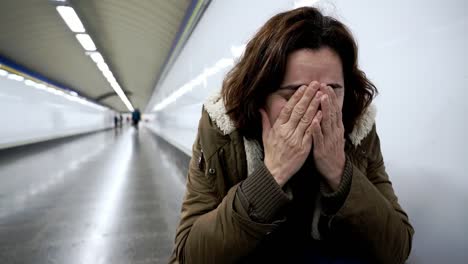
[0,0,467,263]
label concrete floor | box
[0,127,189,264]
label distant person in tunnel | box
[132,109,141,128]
[170,7,413,264]
[114,115,119,128]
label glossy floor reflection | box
[0,127,189,263]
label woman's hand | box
[312,84,346,191]
[261,81,322,187]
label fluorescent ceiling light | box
[24,80,35,86]
[102,70,113,79]
[7,74,24,81]
[96,61,109,72]
[36,83,47,90]
[88,47,134,111]
[56,6,85,33]
[47,87,57,93]
[110,81,120,90]
[48,88,66,96]
[90,52,104,63]
[152,57,234,111]
[55,90,66,96]
[121,98,134,112]
[105,75,116,84]
[0,69,7,76]
[76,34,96,51]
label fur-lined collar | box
[203,92,376,175]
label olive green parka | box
[170,93,414,264]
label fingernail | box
[299,85,305,92]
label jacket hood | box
[203,92,376,175]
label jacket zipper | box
[218,148,229,197]
[198,149,204,171]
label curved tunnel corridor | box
[0,128,189,263]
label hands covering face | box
[261,81,345,190]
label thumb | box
[259,108,271,141]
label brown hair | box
[221,7,377,141]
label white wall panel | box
[0,72,114,149]
[145,0,294,154]
[145,1,468,262]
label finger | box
[336,107,343,129]
[259,108,271,141]
[321,94,333,135]
[319,83,331,114]
[288,82,320,128]
[303,126,313,147]
[276,85,307,125]
[301,90,323,138]
[312,111,324,150]
[327,86,341,127]
[304,110,321,146]
[330,86,344,129]
[326,90,337,130]
[294,83,321,136]
[319,83,329,97]
[324,85,342,128]
[327,86,339,111]
[319,84,334,110]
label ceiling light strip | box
[76,34,96,51]
[0,64,107,111]
[56,5,134,112]
[56,6,85,33]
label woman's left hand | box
[311,84,346,191]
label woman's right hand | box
[260,81,323,187]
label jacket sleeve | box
[320,126,414,264]
[170,130,289,263]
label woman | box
[170,7,414,264]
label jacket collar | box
[204,92,376,175]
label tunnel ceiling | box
[0,0,190,112]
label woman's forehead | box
[281,48,344,87]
